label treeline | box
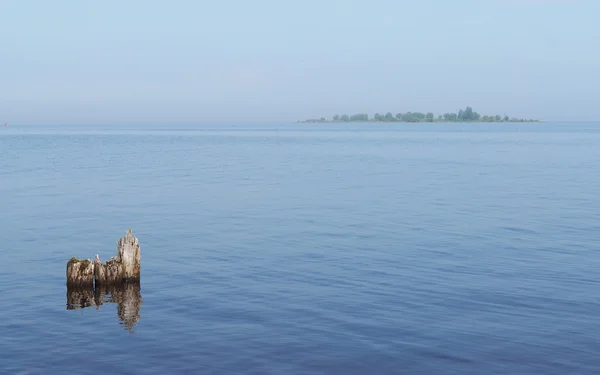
[301,107,538,123]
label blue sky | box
[0,0,598,125]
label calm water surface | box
[1,122,599,374]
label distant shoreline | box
[299,119,542,124]
[299,106,540,124]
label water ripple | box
[1,123,600,374]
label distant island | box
[300,107,540,123]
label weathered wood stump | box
[66,258,94,287]
[66,229,141,287]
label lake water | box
[1,122,599,374]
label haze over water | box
[2,1,599,125]
[1,122,599,374]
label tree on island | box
[301,106,538,123]
[350,113,369,121]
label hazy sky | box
[1,0,598,125]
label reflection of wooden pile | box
[66,283,142,331]
[66,229,141,287]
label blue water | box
[1,122,599,374]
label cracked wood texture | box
[66,258,94,287]
[94,229,141,285]
[66,229,141,286]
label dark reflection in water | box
[66,283,142,332]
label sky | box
[0,0,598,125]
